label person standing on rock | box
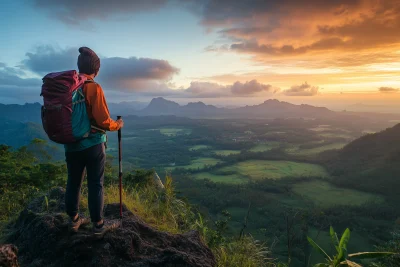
[65,47,124,235]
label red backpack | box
[40,70,92,144]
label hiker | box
[64,47,124,234]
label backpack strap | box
[81,79,108,147]
[91,125,106,133]
[84,79,95,86]
[81,80,107,134]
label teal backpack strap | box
[82,79,108,148]
[82,79,102,132]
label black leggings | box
[65,143,105,223]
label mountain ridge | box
[1,98,399,122]
[139,97,336,119]
[0,102,42,123]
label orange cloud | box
[202,0,400,70]
[183,80,277,98]
[379,87,399,93]
[283,82,319,96]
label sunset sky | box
[1,0,399,110]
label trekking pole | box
[117,116,123,221]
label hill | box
[0,103,42,123]
[141,97,181,115]
[1,119,47,148]
[234,99,334,118]
[181,101,221,117]
[107,101,148,116]
[324,123,400,197]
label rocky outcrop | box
[5,188,216,267]
[0,244,19,267]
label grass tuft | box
[214,236,275,267]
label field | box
[362,130,376,134]
[192,172,247,184]
[189,145,212,151]
[213,150,241,156]
[249,142,280,152]
[318,132,353,139]
[168,157,222,170]
[159,127,192,136]
[292,180,384,208]
[287,143,347,155]
[218,160,329,180]
[309,125,331,132]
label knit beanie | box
[77,47,100,75]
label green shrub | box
[308,226,395,267]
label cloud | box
[379,87,399,93]
[181,80,276,98]
[33,0,400,69]
[99,57,179,91]
[198,0,400,74]
[21,46,180,92]
[194,0,400,69]
[0,46,180,102]
[230,80,276,95]
[22,46,77,74]
[200,0,400,45]
[0,46,276,102]
[0,63,41,88]
[230,42,296,56]
[35,0,361,27]
[184,0,361,25]
[0,63,42,103]
[125,79,277,99]
[283,82,319,96]
[78,79,276,99]
[184,81,228,98]
[19,46,277,97]
[33,0,167,25]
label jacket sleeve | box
[86,83,121,131]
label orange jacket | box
[81,74,121,131]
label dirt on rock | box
[5,187,216,267]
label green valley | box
[1,110,399,267]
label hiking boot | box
[93,220,120,236]
[69,215,90,233]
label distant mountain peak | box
[187,101,206,106]
[148,97,180,106]
[263,99,281,104]
[143,98,181,115]
[183,101,219,112]
[150,97,176,103]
